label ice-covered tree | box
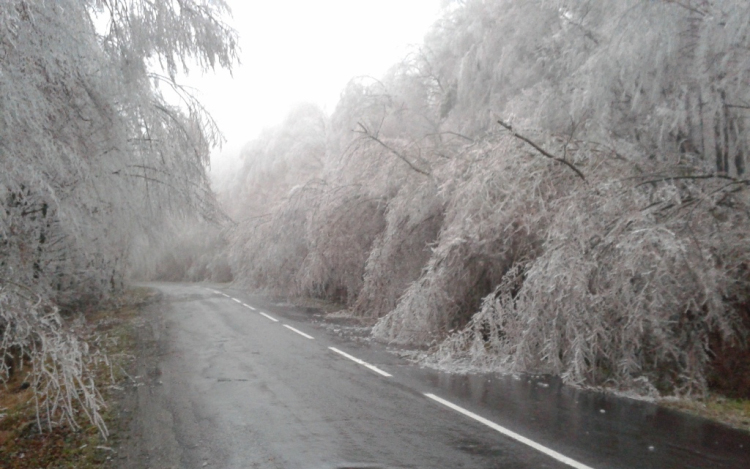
[0,0,237,434]
[373,0,750,395]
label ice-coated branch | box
[497,120,586,181]
[356,122,432,177]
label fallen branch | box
[497,120,586,181]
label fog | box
[183,0,442,178]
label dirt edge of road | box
[112,286,189,469]
[0,286,161,468]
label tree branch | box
[356,122,431,177]
[497,120,586,181]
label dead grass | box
[0,286,157,468]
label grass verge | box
[660,394,750,434]
[0,286,158,468]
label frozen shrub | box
[0,284,106,435]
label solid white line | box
[242,303,256,311]
[259,312,279,322]
[424,393,595,469]
[328,347,392,377]
[283,324,314,339]
[231,298,242,304]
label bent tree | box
[0,0,237,434]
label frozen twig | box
[497,120,586,181]
[356,122,432,177]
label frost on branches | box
[0,0,237,434]
[222,0,750,397]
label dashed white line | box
[259,312,279,322]
[424,393,595,469]
[283,324,314,340]
[208,287,587,469]
[328,347,392,377]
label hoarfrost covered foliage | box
[1,0,237,434]
[223,0,750,396]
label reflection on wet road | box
[416,370,748,468]
[118,283,750,469]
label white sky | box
[184,0,443,172]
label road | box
[115,283,750,469]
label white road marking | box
[221,293,231,298]
[231,298,242,304]
[242,303,256,311]
[259,312,279,322]
[328,347,392,377]
[283,324,314,339]
[424,393,595,469]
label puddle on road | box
[414,369,750,468]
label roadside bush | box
[0,284,106,435]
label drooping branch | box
[497,120,586,181]
[356,122,431,177]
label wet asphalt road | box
[117,283,750,469]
